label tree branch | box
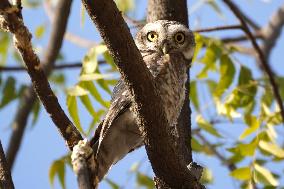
[147,0,194,168]
[223,0,284,124]
[0,140,14,189]
[194,132,236,171]
[194,25,242,33]
[260,2,284,59]
[0,0,82,171]
[82,0,201,188]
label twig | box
[226,1,260,30]
[0,60,107,72]
[195,132,236,171]
[0,0,82,164]
[0,140,15,189]
[223,0,284,124]
[194,25,242,33]
[221,32,263,43]
[0,63,81,72]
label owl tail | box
[91,111,143,182]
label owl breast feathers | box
[91,20,195,181]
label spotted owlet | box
[90,20,195,181]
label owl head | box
[135,20,195,61]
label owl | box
[90,20,195,181]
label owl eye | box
[174,32,185,44]
[147,31,158,42]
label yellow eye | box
[147,31,158,42]
[174,32,185,44]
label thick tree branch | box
[260,2,284,59]
[147,0,193,168]
[82,0,201,188]
[223,0,284,124]
[5,0,79,169]
[0,141,14,189]
[0,0,82,167]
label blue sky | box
[1,0,284,188]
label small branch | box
[0,60,108,72]
[0,140,15,189]
[260,2,284,59]
[221,32,263,43]
[0,0,82,150]
[194,132,236,171]
[224,1,260,30]
[0,62,82,72]
[223,0,284,124]
[194,25,242,33]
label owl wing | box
[91,79,132,147]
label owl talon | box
[187,162,203,181]
[71,139,97,174]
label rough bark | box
[5,0,76,169]
[147,0,194,185]
[82,0,202,188]
[0,141,14,189]
[0,0,82,152]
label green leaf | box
[35,24,45,39]
[97,77,112,94]
[103,51,116,70]
[196,115,222,137]
[228,139,258,157]
[82,47,98,74]
[0,33,10,65]
[49,160,66,189]
[190,81,199,111]
[79,73,114,81]
[105,178,120,189]
[0,77,17,108]
[66,95,83,133]
[191,137,203,152]
[200,168,213,184]
[258,141,284,158]
[225,66,257,108]
[80,81,110,108]
[67,85,89,96]
[230,167,251,181]
[22,0,41,8]
[254,163,278,186]
[79,95,96,118]
[136,172,155,189]
[192,33,204,62]
[239,115,260,140]
[115,0,134,12]
[214,54,235,97]
[206,79,217,94]
[50,73,65,85]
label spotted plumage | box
[91,20,195,181]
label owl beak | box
[161,42,170,55]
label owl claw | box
[71,139,98,185]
